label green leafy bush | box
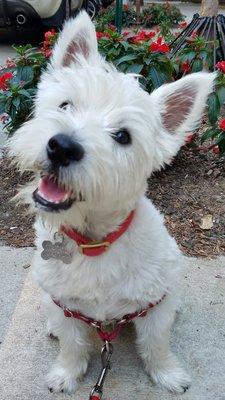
[97,29,173,93]
[0,23,225,155]
[201,65,225,154]
[95,2,183,31]
[173,34,225,155]
[0,28,174,133]
[141,2,183,28]
[0,31,55,133]
[0,46,48,133]
[95,4,136,31]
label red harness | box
[53,294,166,342]
[61,210,135,257]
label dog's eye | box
[112,130,131,145]
[59,101,72,110]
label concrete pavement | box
[0,246,31,344]
[0,246,225,400]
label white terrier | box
[9,11,215,396]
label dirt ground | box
[0,140,224,257]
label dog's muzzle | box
[32,134,85,212]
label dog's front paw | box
[147,356,191,394]
[46,366,78,394]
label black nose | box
[47,134,84,167]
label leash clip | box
[89,341,113,400]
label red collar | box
[61,210,135,257]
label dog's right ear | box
[51,11,99,69]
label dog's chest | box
[34,249,146,320]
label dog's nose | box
[47,134,84,167]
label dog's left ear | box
[51,11,99,69]
[150,72,216,170]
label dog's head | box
[9,12,215,224]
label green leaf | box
[218,138,225,154]
[207,93,221,125]
[199,50,208,61]
[12,96,20,108]
[16,66,34,83]
[121,41,129,51]
[191,59,203,72]
[115,54,137,66]
[181,51,196,63]
[18,89,32,98]
[148,66,165,88]
[201,128,220,143]
[145,57,152,66]
[0,102,5,114]
[217,86,225,106]
[126,63,143,74]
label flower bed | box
[96,2,184,31]
[0,23,225,155]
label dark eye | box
[59,101,72,109]
[112,129,131,145]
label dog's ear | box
[51,11,99,69]
[150,72,216,170]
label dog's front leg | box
[134,297,191,394]
[46,307,90,394]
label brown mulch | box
[148,146,225,257]
[0,156,35,247]
[0,144,225,257]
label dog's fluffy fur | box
[9,11,215,395]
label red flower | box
[42,40,49,49]
[219,118,225,131]
[179,21,187,29]
[181,61,191,73]
[191,31,198,38]
[123,31,129,36]
[104,32,111,39]
[150,37,170,53]
[44,49,52,58]
[96,31,103,40]
[6,57,16,68]
[146,31,156,39]
[40,44,53,57]
[108,24,116,31]
[130,30,156,44]
[44,29,56,41]
[215,61,225,74]
[123,4,129,11]
[0,72,13,90]
[185,133,194,143]
[212,145,219,154]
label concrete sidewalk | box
[0,246,32,344]
[0,246,225,400]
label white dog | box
[9,11,215,396]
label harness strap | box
[53,294,166,342]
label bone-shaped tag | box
[41,239,73,264]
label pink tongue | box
[38,177,69,202]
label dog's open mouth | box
[33,176,75,212]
